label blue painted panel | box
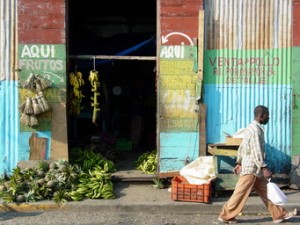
[19,131,52,160]
[160,132,199,147]
[159,132,199,172]
[0,81,19,176]
[204,84,292,173]
[160,145,198,161]
[159,157,187,173]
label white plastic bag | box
[179,156,216,185]
[232,128,248,138]
[267,181,288,206]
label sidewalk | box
[0,181,299,215]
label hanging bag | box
[267,180,288,206]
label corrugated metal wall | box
[292,0,300,155]
[203,0,292,173]
[0,0,19,175]
[205,0,292,50]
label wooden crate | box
[213,156,239,191]
[207,145,239,192]
[214,155,237,174]
[214,173,239,190]
[225,137,242,146]
[207,144,238,157]
[171,176,211,203]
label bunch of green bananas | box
[69,190,85,201]
[81,150,103,171]
[70,147,116,173]
[89,70,101,125]
[75,166,115,199]
[135,149,158,174]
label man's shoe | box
[218,217,237,224]
[273,218,283,223]
[284,208,297,221]
[273,208,297,223]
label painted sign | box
[160,44,196,59]
[160,60,195,75]
[18,44,67,131]
[159,74,197,89]
[20,117,52,131]
[160,45,198,132]
[204,49,290,85]
[162,32,195,46]
[18,44,66,87]
[19,87,66,103]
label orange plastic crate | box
[171,175,211,203]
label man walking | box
[218,105,297,224]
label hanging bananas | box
[68,71,85,115]
[70,71,85,98]
[89,70,101,125]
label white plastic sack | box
[179,156,216,185]
[267,181,288,206]
[232,128,247,138]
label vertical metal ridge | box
[0,0,18,175]
[204,0,292,50]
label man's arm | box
[250,131,268,170]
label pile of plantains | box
[0,147,116,203]
[135,149,158,174]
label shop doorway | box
[66,1,157,175]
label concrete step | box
[111,169,158,181]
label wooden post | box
[29,133,47,160]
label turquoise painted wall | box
[0,81,20,175]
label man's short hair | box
[254,105,269,117]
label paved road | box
[1,210,299,225]
[0,181,299,225]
